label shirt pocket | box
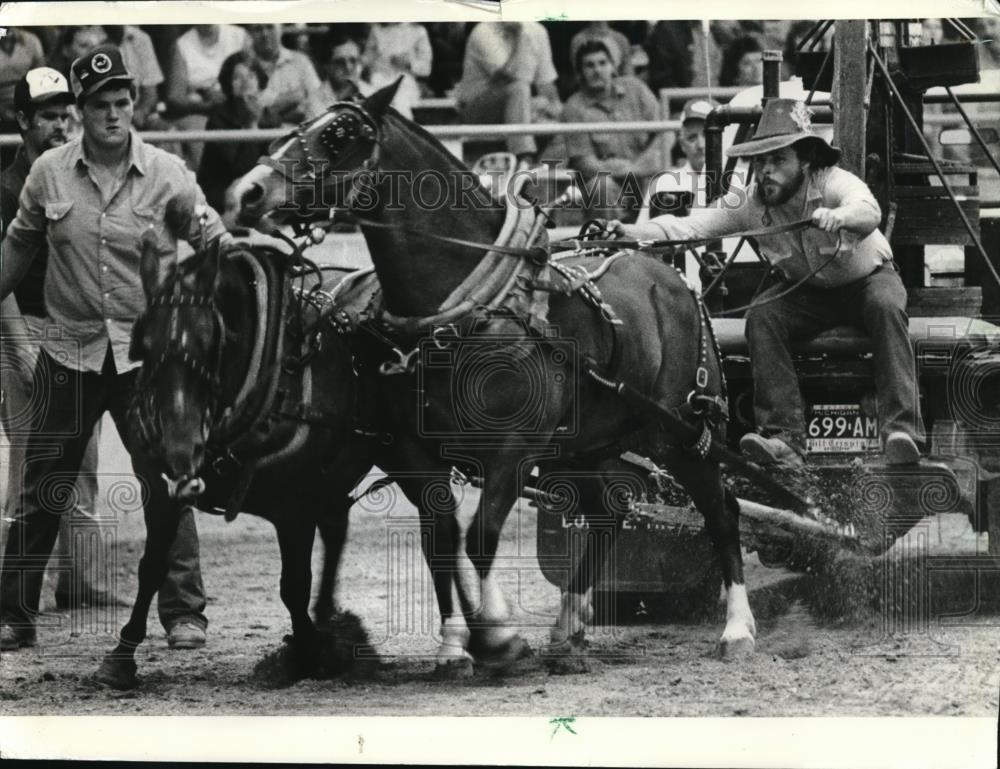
[44,200,75,249]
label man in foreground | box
[0,46,227,651]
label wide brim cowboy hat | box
[726,97,841,164]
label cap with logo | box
[14,67,75,113]
[680,98,719,125]
[70,44,134,101]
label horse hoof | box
[92,656,138,690]
[719,635,755,661]
[542,636,591,675]
[432,657,474,680]
[471,634,533,673]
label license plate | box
[806,403,879,453]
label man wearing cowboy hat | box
[0,45,228,651]
[614,97,924,467]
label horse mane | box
[379,108,497,209]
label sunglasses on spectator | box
[332,56,360,65]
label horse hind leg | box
[313,494,352,629]
[665,451,756,659]
[393,468,473,678]
[461,456,533,670]
[270,515,326,681]
[544,469,618,674]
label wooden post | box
[833,20,869,177]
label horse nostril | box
[241,182,264,209]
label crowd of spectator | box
[2,19,996,218]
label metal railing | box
[2,111,995,149]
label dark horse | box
[94,222,470,689]
[236,82,757,665]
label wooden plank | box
[833,20,870,178]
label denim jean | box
[0,345,207,632]
[743,263,926,453]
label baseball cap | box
[70,44,133,101]
[13,67,75,113]
[680,98,719,124]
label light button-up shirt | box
[3,131,228,373]
[649,166,892,288]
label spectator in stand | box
[165,24,250,170]
[562,39,661,221]
[0,28,46,137]
[247,24,323,127]
[569,21,633,78]
[719,35,764,88]
[646,21,742,92]
[47,26,109,78]
[637,97,718,223]
[103,26,164,129]
[364,22,433,94]
[425,22,468,97]
[197,51,270,227]
[316,35,369,104]
[313,33,419,118]
[456,22,561,168]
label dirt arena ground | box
[1,422,998,718]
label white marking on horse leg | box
[719,583,756,657]
[453,548,481,619]
[550,587,593,646]
[435,615,472,665]
[479,571,509,623]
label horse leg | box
[462,456,532,669]
[313,494,352,629]
[94,505,183,689]
[393,468,471,675]
[545,465,622,673]
[273,515,322,679]
[666,452,756,659]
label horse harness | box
[132,245,369,521]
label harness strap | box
[550,217,816,253]
[583,365,814,514]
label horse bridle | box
[255,101,381,188]
[132,281,228,453]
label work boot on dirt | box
[0,623,37,651]
[739,433,804,467]
[167,621,207,650]
[884,431,920,465]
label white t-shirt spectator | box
[456,22,557,105]
[176,25,249,93]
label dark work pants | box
[744,263,926,453]
[0,346,207,631]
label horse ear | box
[139,232,160,299]
[362,77,402,121]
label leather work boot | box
[0,623,38,651]
[167,621,207,650]
[884,431,920,465]
[739,433,805,467]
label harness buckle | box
[379,347,419,376]
[696,366,709,390]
